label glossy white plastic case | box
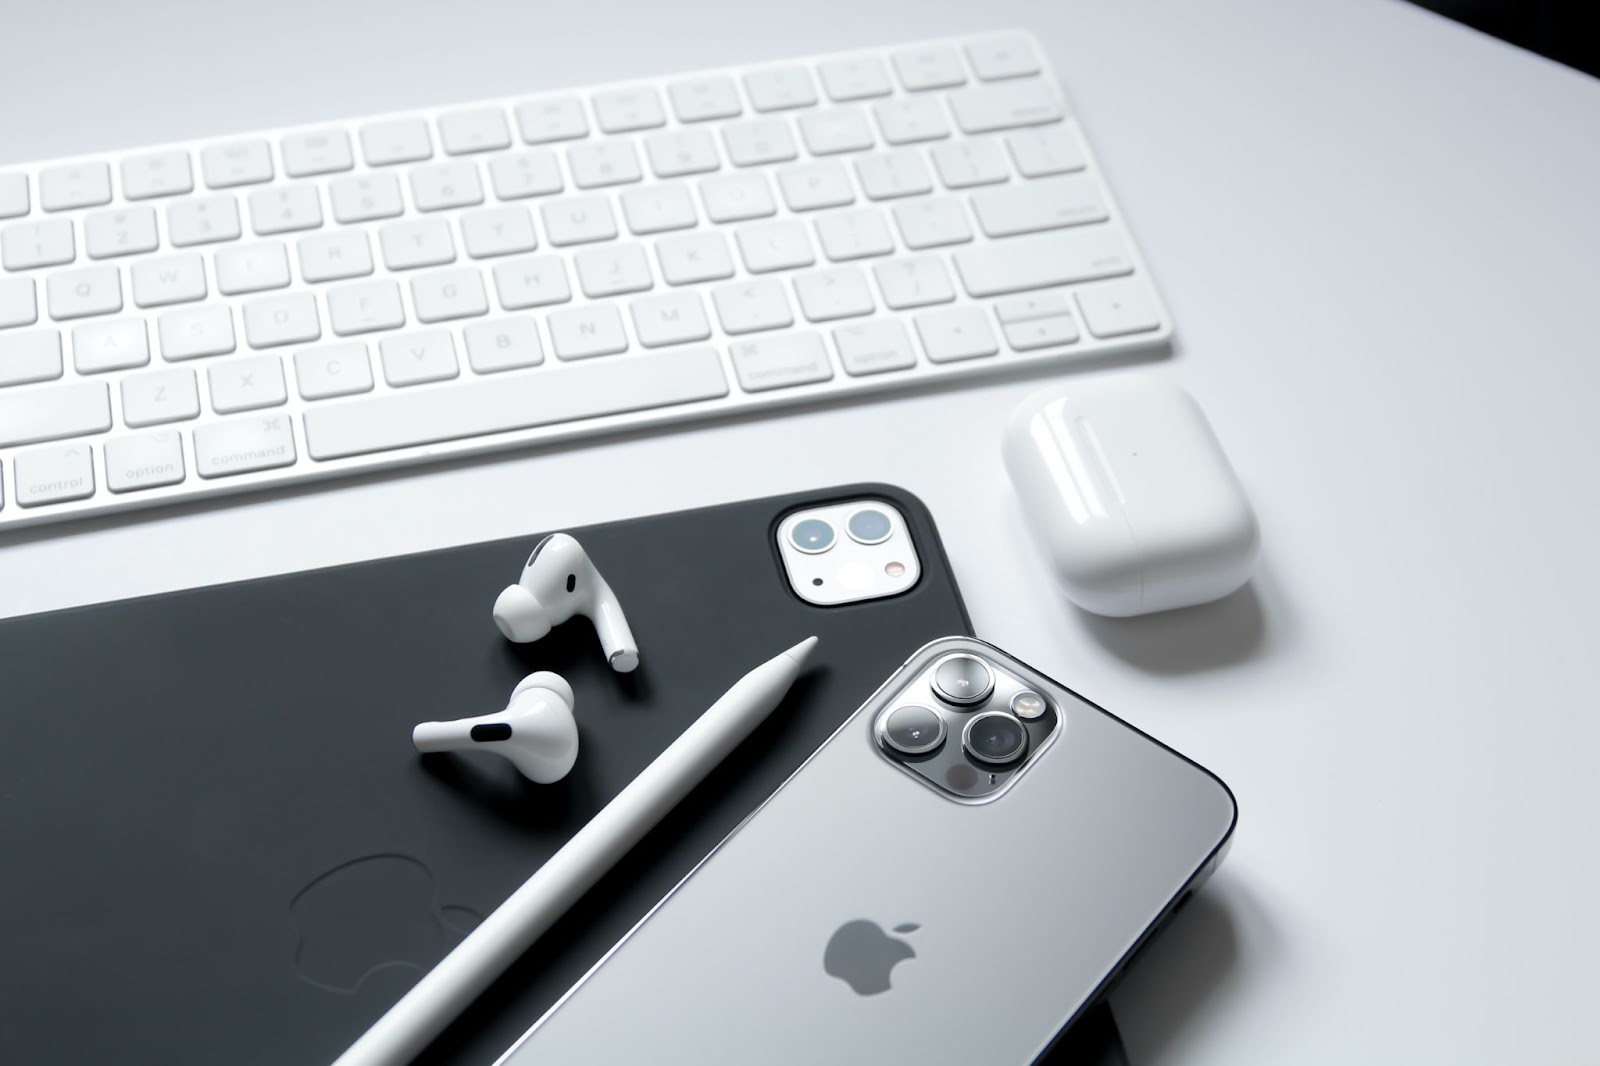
[1004,373,1259,616]
[499,636,1235,1066]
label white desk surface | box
[4,0,1598,1061]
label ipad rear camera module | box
[777,499,921,606]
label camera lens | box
[788,518,835,554]
[879,704,945,756]
[846,508,893,545]
[932,654,994,706]
[963,712,1027,765]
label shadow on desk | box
[1110,888,1243,1065]
[1078,584,1268,675]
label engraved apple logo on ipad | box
[823,919,919,995]
[289,854,481,993]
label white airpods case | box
[1003,374,1259,617]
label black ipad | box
[0,483,1125,1065]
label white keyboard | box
[0,30,1171,531]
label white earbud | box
[492,534,640,673]
[412,672,579,783]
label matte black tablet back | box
[0,484,1123,1065]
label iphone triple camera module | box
[776,500,921,606]
[873,649,1061,801]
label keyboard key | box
[668,77,742,122]
[0,173,28,218]
[656,232,734,285]
[949,82,1064,133]
[629,292,711,348]
[85,207,159,259]
[193,413,297,478]
[13,443,95,506]
[328,280,406,335]
[104,430,186,493]
[329,174,405,223]
[593,88,666,133]
[853,151,934,200]
[132,254,207,307]
[0,329,63,386]
[121,151,194,200]
[410,162,485,211]
[461,206,538,258]
[953,229,1133,297]
[972,175,1108,236]
[379,218,456,269]
[158,306,236,360]
[302,345,728,460]
[915,306,998,363]
[569,142,643,189]
[834,319,916,375]
[0,277,37,328]
[743,67,818,112]
[410,268,490,322]
[778,162,854,211]
[294,342,374,399]
[549,305,628,359]
[699,173,775,224]
[72,319,149,374]
[281,129,355,177]
[814,210,894,261]
[208,353,288,413]
[736,220,815,273]
[932,140,1011,188]
[873,256,955,309]
[202,140,274,188]
[248,185,323,235]
[721,119,798,167]
[1006,127,1087,177]
[488,150,564,200]
[48,266,122,320]
[892,45,966,91]
[540,197,618,246]
[728,332,832,392]
[0,381,110,447]
[1076,278,1162,337]
[463,318,544,373]
[439,108,512,154]
[798,109,875,155]
[298,231,375,282]
[39,163,112,211]
[167,195,242,246]
[818,56,893,101]
[2,220,75,270]
[380,329,460,386]
[622,185,699,235]
[872,98,951,145]
[645,130,721,178]
[515,96,589,144]
[1003,315,1080,351]
[575,245,653,297]
[795,267,875,321]
[360,117,434,165]
[995,292,1072,323]
[965,33,1041,80]
[216,242,291,295]
[243,292,321,348]
[892,198,973,249]
[492,254,572,309]
[712,279,793,334]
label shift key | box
[954,229,1134,297]
[195,413,296,478]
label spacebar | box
[303,346,730,460]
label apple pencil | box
[334,635,820,1066]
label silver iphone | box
[498,636,1236,1065]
